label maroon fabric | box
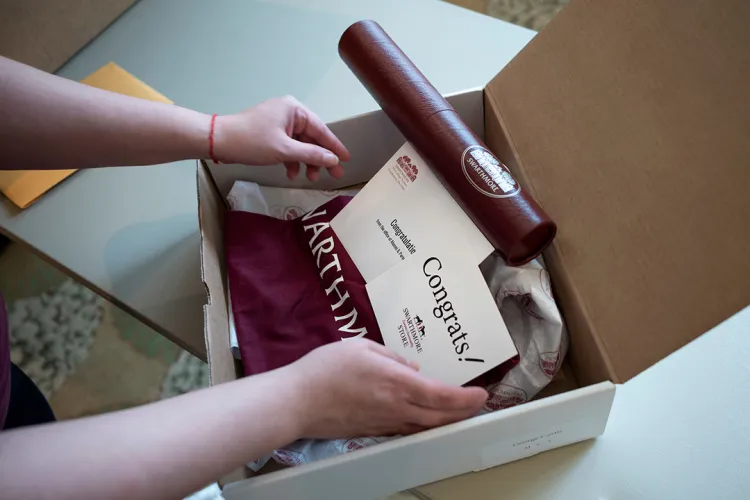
[225,195,517,385]
[0,293,9,429]
[226,197,383,376]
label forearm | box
[0,368,303,500]
[0,56,210,170]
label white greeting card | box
[331,142,494,283]
[365,237,517,386]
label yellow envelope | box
[0,62,172,208]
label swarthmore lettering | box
[468,148,518,194]
[226,195,383,378]
[302,208,368,339]
[466,155,500,193]
[403,307,423,353]
[422,257,484,363]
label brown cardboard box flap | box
[484,0,750,383]
[197,161,242,386]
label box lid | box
[484,0,750,383]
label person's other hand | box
[284,339,488,439]
[213,96,350,181]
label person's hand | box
[283,339,488,439]
[213,96,350,181]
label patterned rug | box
[8,280,103,399]
[8,278,209,413]
[2,244,208,419]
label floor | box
[0,0,138,73]
[0,0,566,498]
[464,0,568,31]
[2,243,206,420]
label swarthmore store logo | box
[344,437,378,453]
[269,205,304,220]
[461,145,521,199]
[415,315,426,337]
[396,154,419,181]
[283,206,303,220]
[539,351,561,378]
[484,384,528,411]
[275,448,307,465]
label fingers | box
[405,375,488,411]
[281,137,346,181]
[284,161,300,181]
[306,165,321,182]
[297,134,345,180]
[393,397,485,436]
[325,163,345,179]
[292,103,351,162]
[407,405,482,430]
[396,424,428,436]
[366,342,420,371]
[282,138,339,167]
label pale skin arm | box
[0,55,346,180]
[0,341,487,500]
[0,364,302,500]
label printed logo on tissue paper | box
[504,291,544,320]
[283,206,304,220]
[461,145,520,199]
[484,384,527,411]
[275,448,307,466]
[539,351,561,378]
[343,438,378,453]
[269,205,305,220]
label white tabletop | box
[0,0,534,356]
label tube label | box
[461,145,521,198]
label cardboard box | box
[197,0,750,497]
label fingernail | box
[323,152,339,165]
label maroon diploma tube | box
[339,20,556,265]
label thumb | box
[281,138,339,167]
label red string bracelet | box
[208,113,220,164]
